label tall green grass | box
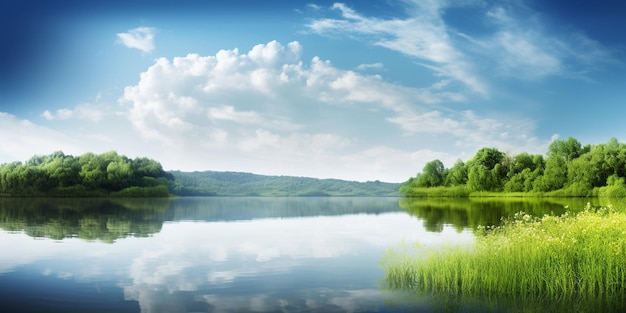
[400,185,470,197]
[382,205,626,303]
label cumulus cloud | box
[115,39,545,181]
[117,27,156,53]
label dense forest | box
[170,171,400,196]
[401,137,626,197]
[0,151,173,197]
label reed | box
[382,205,626,301]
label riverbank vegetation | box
[401,137,626,197]
[382,204,626,310]
[0,151,173,197]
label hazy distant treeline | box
[170,171,400,197]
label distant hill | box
[169,170,401,197]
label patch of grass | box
[382,205,626,302]
[400,186,553,198]
[400,186,470,197]
[468,191,546,197]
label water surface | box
[0,197,606,312]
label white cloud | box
[112,39,549,180]
[307,1,612,93]
[483,7,563,78]
[42,103,105,122]
[117,27,156,53]
[307,1,487,94]
[463,5,612,80]
[208,105,262,124]
[355,62,383,71]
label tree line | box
[0,151,173,197]
[401,137,626,197]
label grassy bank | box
[400,185,549,197]
[382,204,626,301]
[401,185,626,198]
[400,186,471,197]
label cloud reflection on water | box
[121,213,473,312]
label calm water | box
[0,197,613,312]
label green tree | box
[508,153,534,176]
[79,152,106,189]
[43,154,80,187]
[466,148,506,191]
[534,155,567,192]
[106,159,133,190]
[445,159,467,186]
[414,159,446,187]
[547,137,583,161]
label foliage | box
[169,171,401,196]
[402,137,626,197]
[0,151,173,197]
[399,185,469,198]
[382,205,626,311]
[412,160,446,187]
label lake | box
[0,197,616,312]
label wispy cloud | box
[42,103,106,122]
[307,1,487,94]
[117,27,156,53]
[355,63,383,71]
[0,113,82,161]
[307,1,613,91]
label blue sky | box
[1,0,625,182]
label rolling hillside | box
[169,171,401,197]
